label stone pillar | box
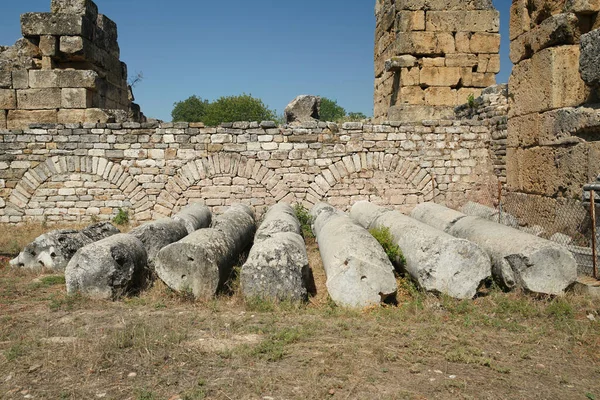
[506,0,600,210]
[374,0,500,122]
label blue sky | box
[0,0,511,121]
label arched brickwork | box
[154,153,290,218]
[6,156,150,222]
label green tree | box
[202,94,277,126]
[347,112,367,121]
[319,97,346,122]
[171,95,209,122]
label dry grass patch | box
[1,234,600,399]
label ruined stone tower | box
[0,0,143,129]
[374,0,501,122]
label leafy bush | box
[171,95,210,123]
[171,94,277,126]
[112,208,129,226]
[293,203,313,239]
[319,97,346,122]
[369,226,405,268]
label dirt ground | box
[1,226,600,400]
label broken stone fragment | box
[284,95,320,124]
[9,222,119,271]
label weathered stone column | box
[10,222,119,271]
[241,203,309,302]
[172,203,212,234]
[351,201,491,299]
[129,218,189,269]
[65,233,147,299]
[155,204,256,299]
[411,202,578,295]
[310,202,397,308]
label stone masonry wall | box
[0,0,143,130]
[0,116,501,225]
[374,0,500,123]
[507,0,600,212]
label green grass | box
[369,226,406,269]
[294,203,314,239]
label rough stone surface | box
[460,201,519,227]
[241,203,309,302]
[155,204,256,299]
[411,202,578,295]
[172,203,212,235]
[310,203,397,308]
[284,95,320,124]
[351,201,491,299]
[65,233,147,299]
[9,222,118,271]
[580,29,600,87]
[129,218,189,269]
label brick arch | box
[6,156,151,219]
[154,153,290,217]
[308,152,435,210]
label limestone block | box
[84,108,111,123]
[17,88,61,109]
[396,10,425,32]
[509,46,590,117]
[400,86,425,104]
[455,32,471,53]
[507,113,541,148]
[0,89,16,109]
[96,14,120,57]
[57,109,85,124]
[62,88,93,108]
[59,36,84,54]
[388,104,454,122]
[565,0,600,13]
[395,32,455,55]
[421,57,446,67]
[420,66,461,86]
[7,110,58,129]
[510,0,531,40]
[39,35,58,57]
[457,88,482,103]
[425,87,457,106]
[51,0,98,21]
[472,72,496,87]
[398,0,496,11]
[385,55,417,71]
[21,13,94,39]
[12,70,29,89]
[478,54,501,73]
[0,70,11,89]
[0,110,6,129]
[425,11,500,32]
[29,70,59,88]
[445,53,478,67]
[58,69,99,88]
[469,33,501,53]
[510,13,581,64]
[580,29,600,86]
[400,67,420,86]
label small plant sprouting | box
[112,208,129,226]
[294,203,314,239]
[369,226,406,269]
[467,93,476,109]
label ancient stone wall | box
[374,0,500,123]
[0,0,143,130]
[0,115,502,224]
[507,0,600,211]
